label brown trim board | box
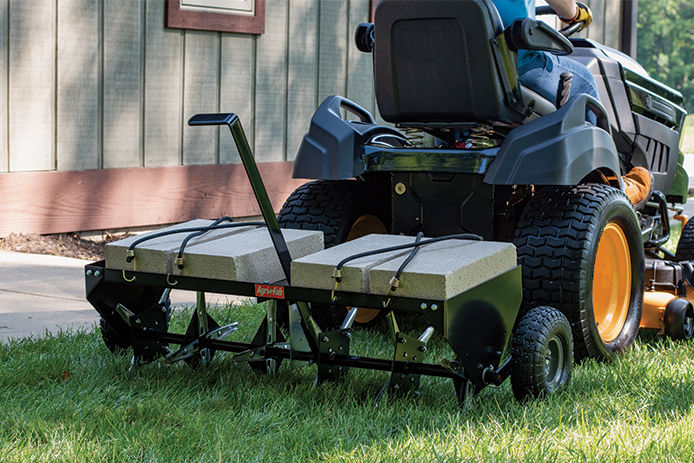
[0,163,307,235]
[370,0,378,21]
[166,0,265,34]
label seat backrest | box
[374,0,524,124]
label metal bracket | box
[379,312,434,398]
[265,300,278,376]
[442,357,477,409]
[114,303,135,327]
[315,308,357,383]
[196,292,211,366]
[246,301,287,374]
[116,300,170,362]
[288,303,311,366]
[167,292,223,367]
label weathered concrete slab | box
[106,220,323,283]
[291,234,419,293]
[106,220,258,273]
[180,228,324,283]
[291,235,517,301]
[369,240,517,300]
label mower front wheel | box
[664,298,694,341]
[511,305,573,402]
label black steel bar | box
[94,264,447,315]
[144,331,458,379]
[188,113,293,284]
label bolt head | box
[86,269,93,276]
[94,270,102,277]
[420,303,427,310]
[431,304,438,311]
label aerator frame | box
[85,114,545,406]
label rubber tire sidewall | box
[584,190,644,358]
[511,305,573,402]
[514,185,644,361]
[675,218,694,262]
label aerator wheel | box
[278,180,388,327]
[100,318,130,354]
[514,184,644,361]
[675,218,694,262]
[511,305,573,401]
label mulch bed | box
[0,233,108,261]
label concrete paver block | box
[290,234,419,293]
[106,220,324,283]
[369,240,517,300]
[180,228,324,282]
[106,220,258,273]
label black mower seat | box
[374,0,556,125]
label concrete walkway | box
[0,251,246,343]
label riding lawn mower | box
[87,0,691,406]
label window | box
[166,0,265,34]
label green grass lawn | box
[2,301,694,463]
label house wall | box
[0,0,626,235]
[0,0,375,173]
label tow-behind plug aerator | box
[86,113,573,405]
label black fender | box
[484,94,623,188]
[292,95,405,180]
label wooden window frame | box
[166,0,265,34]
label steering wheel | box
[535,5,586,37]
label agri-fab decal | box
[255,284,285,299]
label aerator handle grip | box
[188,113,238,126]
[187,112,293,283]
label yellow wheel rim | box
[592,222,631,343]
[345,214,387,324]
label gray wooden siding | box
[0,0,7,173]
[1,0,623,173]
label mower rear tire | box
[675,219,694,262]
[514,184,644,361]
[278,180,388,328]
[511,306,573,401]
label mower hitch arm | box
[188,113,293,283]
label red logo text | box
[255,284,285,299]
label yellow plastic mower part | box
[346,214,388,324]
[592,222,631,343]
